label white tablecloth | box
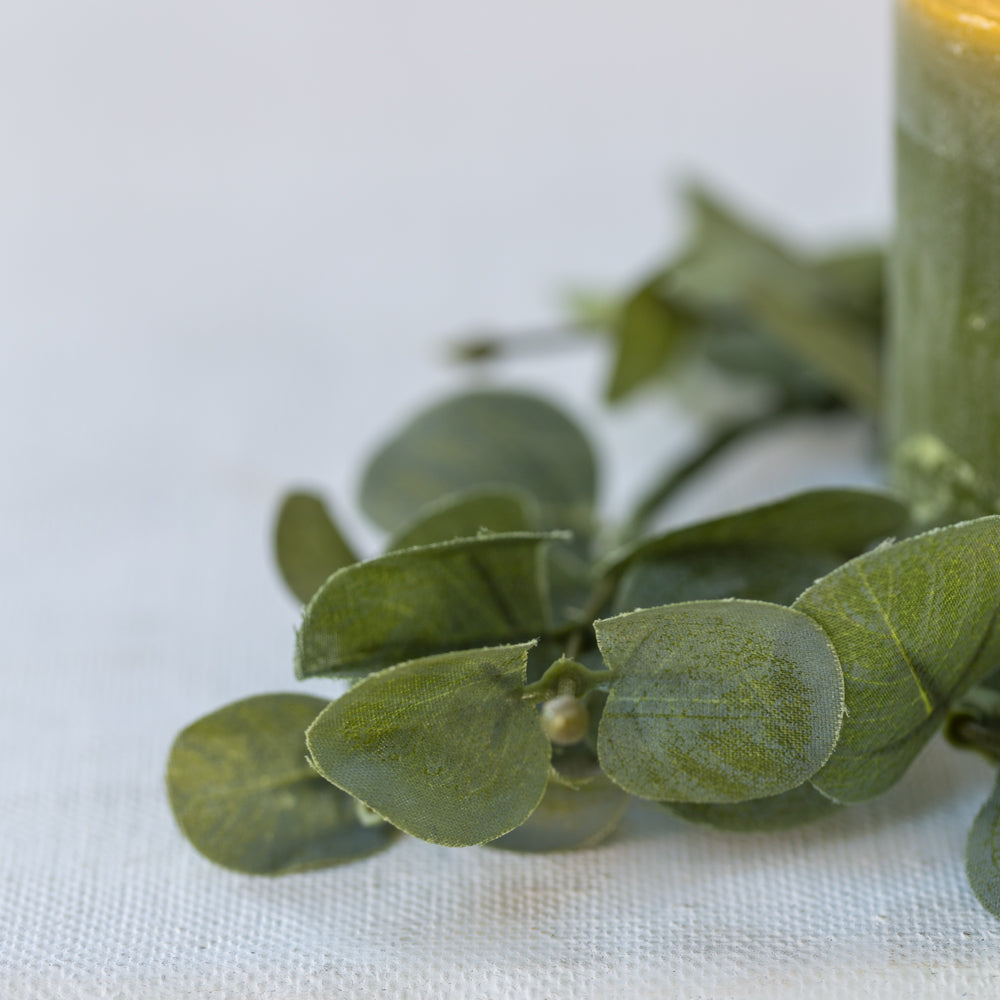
[6,1,1000,994]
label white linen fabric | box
[2,327,999,1000]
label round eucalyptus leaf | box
[274,492,358,604]
[296,532,558,679]
[795,516,1000,804]
[665,782,841,833]
[359,390,597,535]
[966,772,1000,919]
[595,599,844,803]
[387,487,537,551]
[306,643,551,847]
[166,694,397,874]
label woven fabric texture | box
[3,332,999,1000]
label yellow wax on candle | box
[905,0,1000,49]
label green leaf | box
[946,669,1000,763]
[306,643,551,846]
[609,489,907,611]
[296,532,558,679]
[606,277,691,402]
[812,246,885,328]
[387,487,536,551]
[665,781,841,833]
[274,492,358,604]
[608,488,907,575]
[794,516,1000,803]
[670,187,881,411]
[359,390,597,536]
[966,772,1000,919]
[166,694,397,874]
[487,772,629,853]
[595,599,844,803]
[614,546,845,613]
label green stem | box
[448,324,595,363]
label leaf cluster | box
[576,186,884,415]
[166,389,1000,921]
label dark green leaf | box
[794,517,1000,803]
[274,493,358,604]
[296,532,558,679]
[614,545,845,612]
[359,390,597,536]
[487,772,629,852]
[609,489,907,611]
[608,489,907,577]
[665,781,841,833]
[595,599,844,802]
[946,669,1000,763]
[387,488,537,551]
[306,643,551,846]
[812,246,885,328]
[966,772,1000,919]
[166,694,397,874]
[606,277,690,402]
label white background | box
[4,1,999,996]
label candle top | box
[906,0,1000,49]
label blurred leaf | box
[595,600,844,802]
[360,390,597,536]
[166,694,397,874]
[387,487,537,551]
[296,533,559,679]
[274,493,358,604]
[306,643,550,846]
[665,781,841,833]
[812,246,885,328]
[563,288,623,332]
[966,772,1000,919]
[606,277,691,402]
[794,517,1000,803]
[670,187,881,411]
[946,669,1000,763]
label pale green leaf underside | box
[487,772,630,853]
[595,600,844,803]
[795,516,1000,804]
[274,492,358,604]
[387,487,536,551]
[296,532,557,679]
[967,772,1000,919]
[665,781,841,833]
[306,643,551,846]
[359,390,597,535]
[166,694,397,874]
[608,488,907,577]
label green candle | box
[890,0,1000,523]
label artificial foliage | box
[166,189,1000,921]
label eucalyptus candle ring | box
[891,0,1000,523]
